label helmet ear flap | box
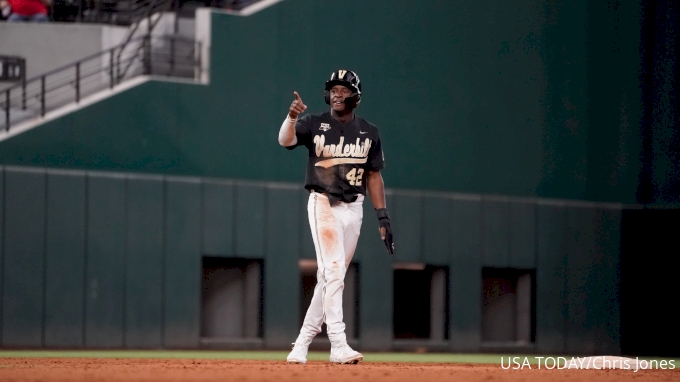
[343,94,360,108]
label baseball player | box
[278,70,394,364]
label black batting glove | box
[376,208,394,255]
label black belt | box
[310,189,359,204]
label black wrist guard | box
[376,208,394,255]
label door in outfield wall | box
[201,257,263,343]
[620,209,680,357]
[392,263,449,342]
[481,267,535,346]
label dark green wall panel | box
[422,196,451,265]
[201,180,234,256]
[299,191,315,260]
[357,200,392,351]
[163,177,201,348]
[565,206,597,354]
[537,0,590,199]
[359,193,388,260]
[264,187,301,347]
[0,168,4,344]
[509,202,537,268]
[535,203,567,353]
[592,208,622,354]
[1,167,45,347]
[481,200,510,267]
[0,83,193,173]
[44,171,86,347]
[235,184,265,258]
[265,187,300,257]
[585,0,642,202]
[124,176,164,348]
[390,193,422,263]
[85,173,125,348]
[449,199,482,351]
[210,9,280,181]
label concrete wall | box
[0,22,127,90]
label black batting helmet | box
[324,70,362,107]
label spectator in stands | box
[5,0,51,22]
[1,0,11,19]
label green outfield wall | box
[0,0,643,203]
[0,166,625,353]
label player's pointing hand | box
[289,91,307,119]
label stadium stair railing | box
[0,34,201,133]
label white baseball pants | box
[295,192,364,346]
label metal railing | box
[52,0,174,25]
[51,0,264,24]
[1,35,200,133]
[116,0,169,82]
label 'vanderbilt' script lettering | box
[314,135,371,159]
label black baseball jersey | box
[286,111,384,204]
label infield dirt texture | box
[1,352,678,382]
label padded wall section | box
[263,186,301,348]
[591,208,622,354]
[44,171,86,347]
[2,167,45,347]
[85,173,126,348]
[0,0,642,204]
[299,191,316,260]
[234,184,265,258]
[422,196,451,265]
[201,180,234,256]
[565,207,597,354]
[481,200,510,268]
[0,167,628,353]
[509,202,537,268]
[563,206,622,355]
[449,198,482,351]
[535,203,568,353]
[390,193,421,263]
[164,177,201,348]
[357,197,393,351]
[124,175,164,348]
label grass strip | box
[0,351,677,366]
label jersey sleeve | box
[285,114,313,150]
[366,128,385,171]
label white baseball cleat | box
[330,343,363,364]
[286,342,309,364]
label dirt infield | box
[0,358,678,382]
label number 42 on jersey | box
[346,168,364,186]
